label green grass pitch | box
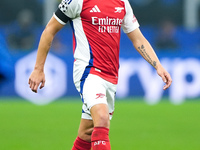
[0,98,200,150]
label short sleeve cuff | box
[54,8,70,25]
[122,21,140,33]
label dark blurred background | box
[0,0,200,105]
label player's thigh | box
[82,75,107,109]
[81,74,108,120]
[78,118,94,142]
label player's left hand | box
[156,66,172,90]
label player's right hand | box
[28,70,45,93]
[156,66,172,90]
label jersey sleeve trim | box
[121,0,140,33]
[123,21,140,33]
[54,8,70,25]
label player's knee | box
[90,104,110,128]
[94,113,110,128]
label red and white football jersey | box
[54,0,139,85]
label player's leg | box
[89,79,116,150]
[73,74,116,150]
[90,103,110,128]
[71,104,110,150]
[80,75,112,150]
[78,119,94,142]
[72,119,93,150]
[73,104,111,150]
[90,103,111,150]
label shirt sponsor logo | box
[91,16,123,33]
[92,16,123,26]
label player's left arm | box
[127,28,172,90]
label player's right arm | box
[28,17,64,93]
[29,0,78,93]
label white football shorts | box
[75,74,117,120]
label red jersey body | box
[54,0,139,85]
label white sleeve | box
[59,0,79,18]
[121,0,140,33]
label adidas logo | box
[90,5,101,12]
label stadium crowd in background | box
[7,9,36,51]
[155,19,179,50]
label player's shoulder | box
[119,0,132,10]
[118,0,131,8]
[59,0,82,10]
[58,0,83,18]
